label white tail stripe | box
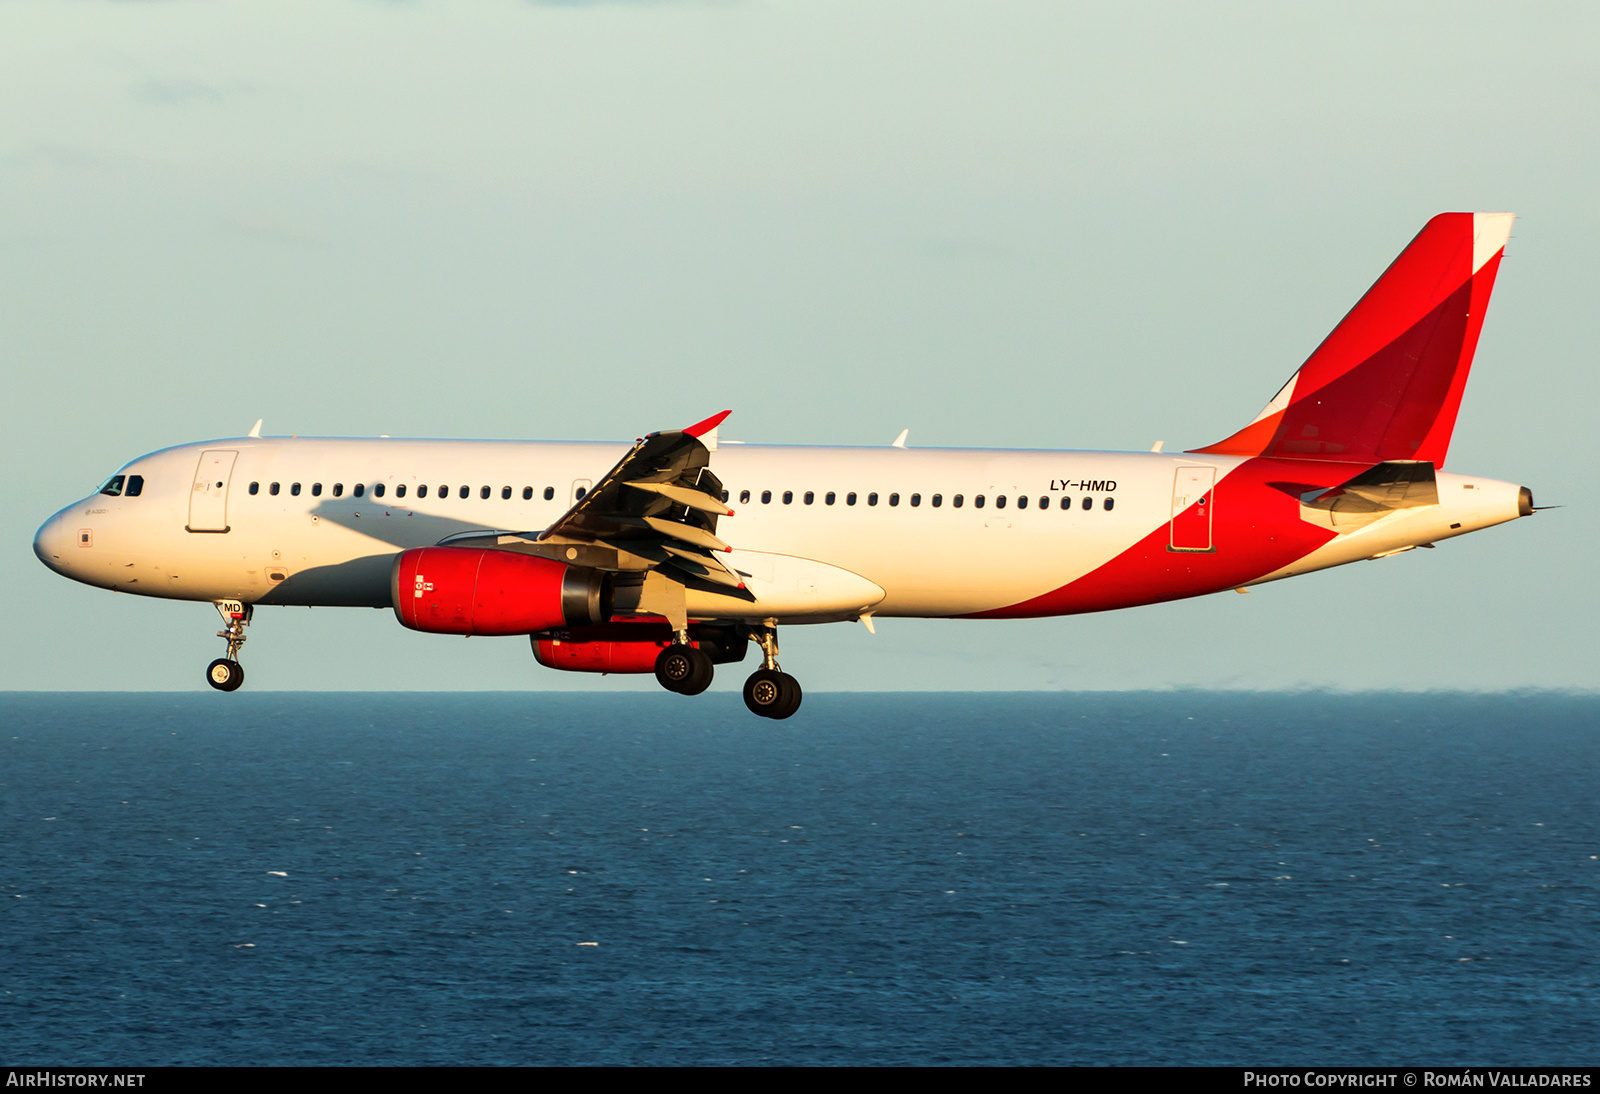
[1473,213,1514,274]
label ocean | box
[2,692,1596,1065]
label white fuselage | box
[34,435,1526,625]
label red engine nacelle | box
[391,547,611,636]
[532,617,748,674]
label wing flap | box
[623,480,734,516]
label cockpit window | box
[124,475,144,497]
[99,475,125,496]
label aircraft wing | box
[535,410,748,591]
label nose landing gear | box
[207,657,244,692]
[743,623,801,719]
[206,600,251,692]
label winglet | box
[684,410,732,438]
[247,419,263,439]
[891,429,909,448]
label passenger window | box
[847,492,857,506]
[333,484,344,497]
[974,495,985,508]
[889,493,900,506]
[249,482,259,496]
[740,490,751,504]
[99,476,125,497]
[418,485,429,498]
[1104,497,1115,511]
[353,483,364,498]
[480,486,490,499]
[1016,495,1026,509]
[910,493,920,507]
[761,490,772,504]
[783,491,793,505]
[868,493,878,506]
[502,486,512,500]
[931,494,942,507]
[721,490,730,502]
[995,495,1006,509]
[543,487,554,501]
[270,482,280,495]
[1081,496,1092,510]
[1038,496,1047,509]
[395,484,406,498]
[953,494,963,508]
[574,486,586,500]
[1059,497,1071,509]
[804,491,814,505]
[291,483,302,496]
[825,492,836,506]
[312,483,323,497]
[523,487,533,500]
[374,483,385,498]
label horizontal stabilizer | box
[1195,213,1512,467]
[1299,460,1439,531]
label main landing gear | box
[654,637,714,696]
[652,622,802,719]
[206,600,251,692]
[742,624,801,720]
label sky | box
[2,0,1596,692]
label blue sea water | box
[1,691,1596,1066]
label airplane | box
[34,212,1535,718]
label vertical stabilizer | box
[1194,212,1512,466]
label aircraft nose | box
[33,508,75,577]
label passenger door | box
[187,450,238,533]
[1169,466,1216,552]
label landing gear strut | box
[206,600,251,692]
[655,630,713,696]
[743,623,801,719]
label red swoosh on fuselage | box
[966,457,1360,619]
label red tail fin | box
[1194,212,1512,466]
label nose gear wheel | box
[206,658,244,692]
